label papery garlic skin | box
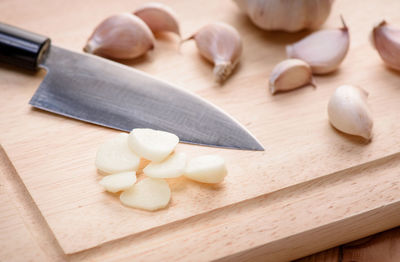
[372,21,400,71]
[328,85,373,140]
[84,13,155,59]
[134,2,180,36]
[234,0,333,32]
[286,18,349,74]
[269,59,314,94]
[188,22,242,82]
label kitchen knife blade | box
[0,22,264,151]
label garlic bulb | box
[286,17,349,74]
[84,13,155,59]
[328,85,373,140]
[134,2,180,36]
[185,22,242,82]
[372,21,400,71]
[233,0,334,32]
[269,59,315,94]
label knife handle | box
[0,22,50,70]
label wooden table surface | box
[1,0,400,261]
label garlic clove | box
[99,171,137,193]
[269,59,315,94]
[185,22,243,82]
[286,17,349,74]
[233,0,334,32]
[120,178,171,211]
[327,85,373,140]
[84,13,155,59]
[372,21,400,71]
[144,152,187,179]
[134,2,180,36]
[95,133,140,174]
[184,155,227,184]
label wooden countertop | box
[1,0,400,261]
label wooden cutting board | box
[1,0,400,260]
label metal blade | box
[29,46,264,151]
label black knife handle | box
[0,22,50,70]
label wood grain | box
[1,145,399,261]
[0,0,400,259]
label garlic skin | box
[84,13,155,59]
[328,85,373,140]
[134,2,180,36]
[372,21,400,71]
[286,18,349,74]
[187,22,243,82]
[269,59,315,94]
[234,0,334,32]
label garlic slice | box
[286,17,350,74]
[186,22,242,82]
[372,21,400,71]
[84,13,155,59]
[269,59,315,94]
[99,171,137,193]
[234,0,334,32]
[328,85,373,140]
[120,178,171,211]
[144,152,187,179]
[128,128,179,162]
[184,155,227,184]
[95,133,140,174]
[134,2,180,36]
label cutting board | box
[1,0,400,261]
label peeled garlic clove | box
[128,128,179,162]
[184,155,227,184]
[372,21,400,71]
[234,0,334,32]
[286,17,349,74]
[269,59,315,94]
[120,178,171,211]
[187,22,242,82]
[144,152,187,179]
[84,13,155,59]
[328,85,373,140]
[95,133,140,174]
[134,2,180,36]
[99,171,137,193]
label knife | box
[0,22,263,151]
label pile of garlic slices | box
[95,129,227,211]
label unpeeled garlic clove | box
[84,13,155,59]
[233,0,334,32]
[371,21,400,71]
[134,2,180,36]
[269,59,315,94]
[286,17,350,74]
[185,22,243,82]
[328,85,373,140]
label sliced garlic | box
[184,155,227,184]
[128,128,179,162]
[120,178,171,211]
[84,13,155,59]
[134,2,180,36]
[186,22,242,82]
[144,152,187,178]
[269,59,315,94]
[95,133,140,174]
[286,17,350,74]
[328,85,373,140]
[372,21,400,71]
[99,171,137,193]
[234,0,333,32]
